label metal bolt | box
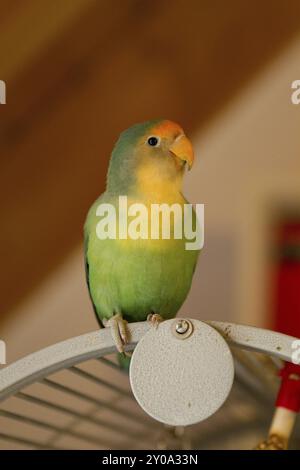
[176,320,189,334]
[172,319,193,339]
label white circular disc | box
[129,319,234,426]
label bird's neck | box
[134,160,184,204]
[107,159,184,204]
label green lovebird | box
[84,119,200,357]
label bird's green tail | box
[117,353,131,372]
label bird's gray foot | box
[147,313,164,329]
[105,313,130,355]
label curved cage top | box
[0,320,299,449]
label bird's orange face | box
[135,120,195,200]
[138,120,194,171]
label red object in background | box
[274,221,300,337]
[273,220,300,413]
[276,362,300,412]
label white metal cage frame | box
[0,320,299,450]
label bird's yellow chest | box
[113,183,185,252]
[106,159,187,251]
[136,160,183,204]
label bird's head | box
[107,119,195,195]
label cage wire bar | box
[0,320,299,449]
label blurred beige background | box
[2,24,300,362]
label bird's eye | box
[147,136,160,147]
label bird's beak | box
[169,134,194,170]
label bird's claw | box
[147,313,164,329]
[106,314,130,355]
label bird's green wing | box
[84,199,104,328]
